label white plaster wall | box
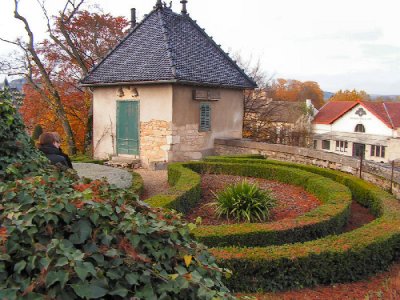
[387,139,400,161]
[92,85,173,160]
[313,124,332,134]
[138,85,173,122]
[331,104,393,136]
[93,87,118,159]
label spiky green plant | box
[213,181,276,222]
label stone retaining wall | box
[140,120,173,166]
[215,138,400,199]
[170,124,210,161]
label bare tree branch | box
[0,37,21,47]
[12,0,77,154]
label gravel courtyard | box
[73,163,132,189]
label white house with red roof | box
[312,100,400,163]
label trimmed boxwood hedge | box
[145,163,201,214]
[202,156,400,291]
[145,162,352,247]
[145,156,400,291]
[130,171,145,196]
[203,156,384,216]
[186,162,352,247]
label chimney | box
[180,0,188,15]
[155,0,162,9]
[131,8,136,28]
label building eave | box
[80,79,255,90]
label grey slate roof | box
[81,6,257,89]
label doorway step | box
[104,156,141,169]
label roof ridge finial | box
[155,0,162,9]
[180,0,188,15]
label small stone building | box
[81,0,256,167]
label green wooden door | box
[117,101,139,155]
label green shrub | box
[130,171,144,196]
[0,96,234,299]
[142,156,400,292]
[204,156,385,217]
[212,181,276,222]
[145,163,201,214]
[145,161,351,247]
[202,156,400,292]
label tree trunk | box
[84,100,93,157]
[56,107,77,155]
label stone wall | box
[170,124,212,161]
[215,138,400,199]
[140,120,173,167]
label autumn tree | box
[0,0,128,154]
[235,55,315,146]
[266,78,325,109]
[328,89,371,102]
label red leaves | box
[0,227,8,244]
[118,238,151,263]
[72,201,85,209]
[72,183,92,192]
[72,180,106,208]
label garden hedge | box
[186,162,352,247]
[130,171,145,196]
[204,156,384,216]
[145,162,352,247]
[202,156,400,291]
[146,156,400,291]
[145,163,201,214]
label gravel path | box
[134,169,169,199]
[73,163,132,189]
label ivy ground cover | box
[0,95,234,299]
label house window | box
[371,145,385,158]
[355,124,365,133]
[313,140,317,149]
[199,102,211,131]
[322,140,330,150]
[335,140,348,152]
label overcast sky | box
[1,0,399,95]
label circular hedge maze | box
[145,156,400,292]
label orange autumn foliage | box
[328,89,371,102]
[266,78,325,109]
[20,83,91,152]
[19,10,129,153]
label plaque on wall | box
[192,89,221,101]
[355,107,367,117]
[193,89,208,100]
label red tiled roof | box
[383,102,400,128]
[361,101,393,128]
[313,101,400,129]
[312,101,357,124]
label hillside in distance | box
[323,91,399,101]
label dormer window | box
[355,124,365,133]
